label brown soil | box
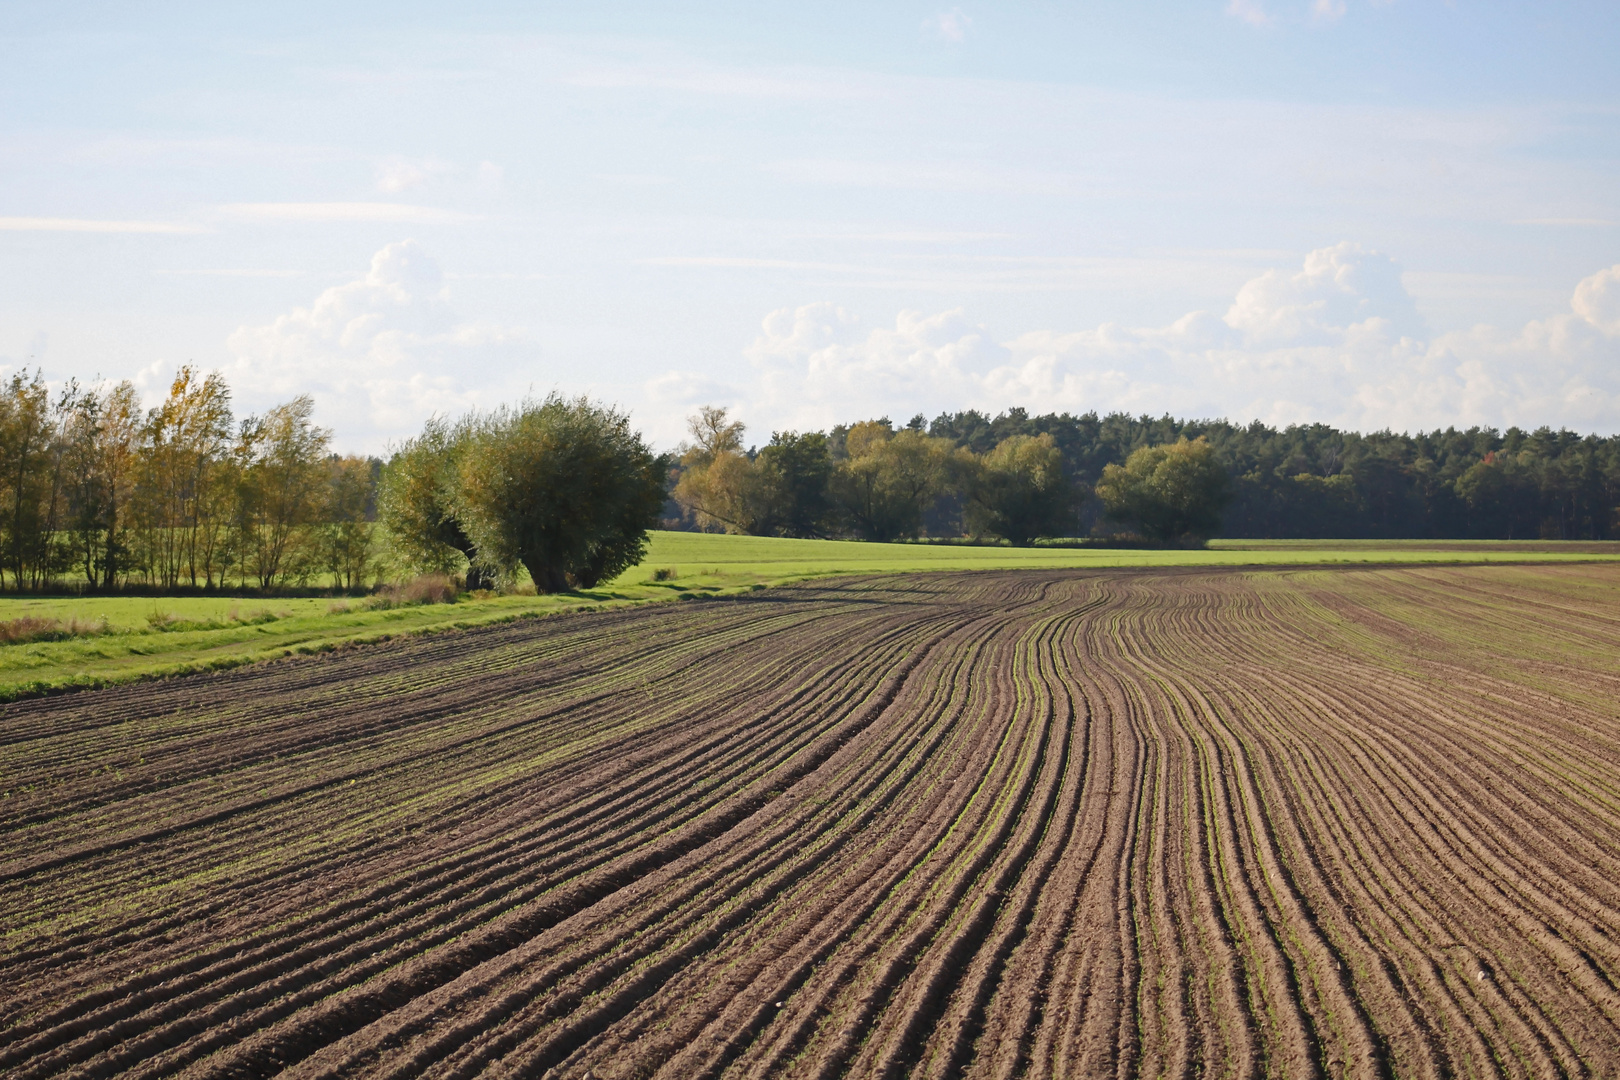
[2,565,1618,1078]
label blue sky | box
[3,1,1619,451]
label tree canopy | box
[377,416,491,588]
[455,395,666,592]
[1094,437,1232,544]
[965,433,1083,546]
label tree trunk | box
[526,560,569,594]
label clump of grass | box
[367,574,459,610]
[0,616,109,646]
[650,567,677,582]
[327,599,352,614]
[146,608,287,633]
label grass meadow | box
[1,529,1616,700]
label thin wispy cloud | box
[1225,0,1272,27]
[764,158,1080,196]
[0,216,203,234]
[373,156,457,194]
[923,8,973,43]
[641,251,1279,297]
[562,59,872,101]
[217,203,477,224]
[640,256,875,273]
[1513,217,1619,227]
[151,268,304,278]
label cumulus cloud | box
[1223,241,1422,345]
[676,245,1620,437]
[1572,264,1620,336]
[228,240,523,446]
[740,303,1006,429]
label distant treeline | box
[0,369,378,592]
[666,407,1620,543]
[925,408,1620,541]
[6,362,1619,594]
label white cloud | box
[1312,0,1347,21]
[374,156,457,194]
[763,158,1078,196]
[646,370,741,410]
[227,240,523,446]
[152,268,302,278]
[217,202,477,224]
[562,57,872,101]
[640,255,871,273]
[1223,241,1422,344]
[923,8,973,43]
[0,216,202,233]
[1225,0,1271,27]
[1572,264,1620,335]
[730,303,1007,430]
[674,245,1620,437]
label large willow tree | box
[393,395,666,593]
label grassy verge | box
[3,530,1618,701]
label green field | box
[2,529,1616,700]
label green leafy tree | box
[378,416,492,588]
[135,367,234,589]
[756,430,835,538]
[455,395,665,593]
[671,406,764,535]
[966,433,1081,545]
[830,420,960,541]
[671,410,837,539]
[236,396,332,587]
[0,371,66,588]
[323,455,377,590]
[59,380,142,589]
[1095,436,1231,543]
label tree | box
[237,396,331,587]
[59,380,142,589]
[455,395,665,593]
[966,433,1081,545]
[323,455,377,590]
[755,431,835,538]
[136,367,234,588]
[378,416,492,588]
[671,410,836,538]
[830,420,960,541]
[672,406,765,535]
[1095,436,1231,544]
[685,405,746,465]
[0,372,61,588]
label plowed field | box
[4,565,1620,1078]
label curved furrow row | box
[3,566,1619,1078]
[3,599,959,1075]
